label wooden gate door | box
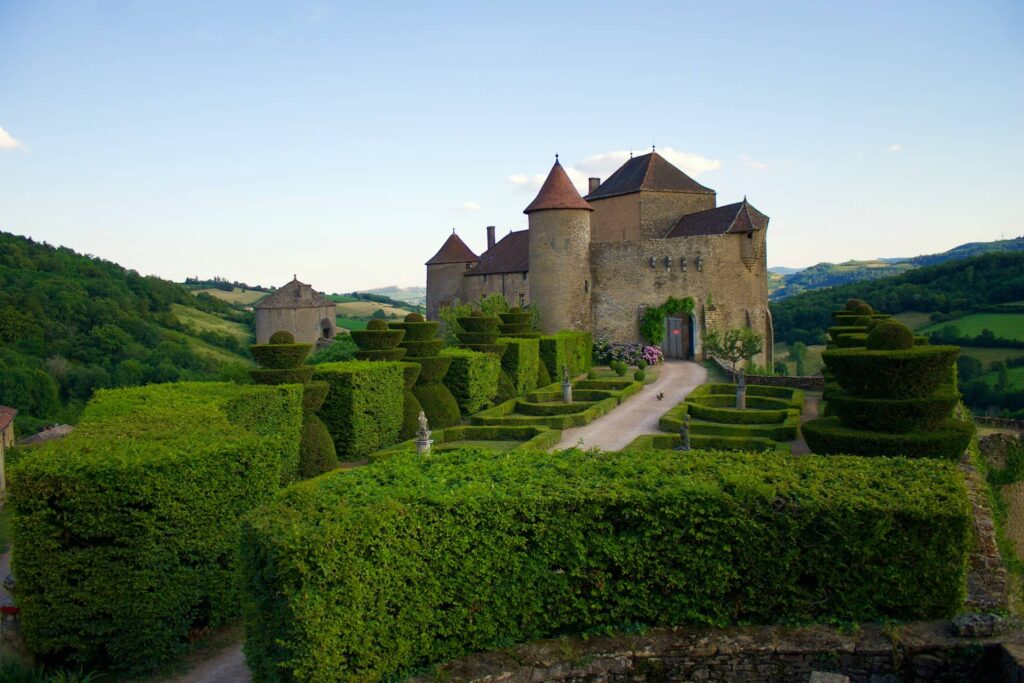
[663,317,687,359]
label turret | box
[525,158,593,333]
[425,231,478,320]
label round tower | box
[525,158,593,333]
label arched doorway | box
[662,315,693,359]
[320,318,334,340]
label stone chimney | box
[588,178,601,194]
[486,225,496,251]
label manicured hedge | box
[413,382,461,429]
[458,316,501,334]
[623,433,790,454]
[499,336,539,396]
[823,346,960,398]
[399,340,444,357]
[834,333,868,348]
[353,348,407,362]
[399,363,423,441]
[802,416,974,461]
[299,414,337,478]
[471,396,619,429]
[539,331,592,379]
[250,366,316,385]
[827,385,960,433]
[250,343,312,369]
[516,399,597,416]
[388,321,440,342]
[370,425,561,461]
[11,382,303,674]
[494,370,517,403]
[313,361,404,459]
[241,448,971,682]
[301,381,330,413]
[441,348,500,415]
[350,329,405,350]
[537,360,552,387]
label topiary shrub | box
[802,417,973,460]
[634,370,646,381]
[498,310,534,336]
[299,414,337,478]
[845,298,867,312]
[539,331,592,379]
[498,337,540,396]
[249,366,316,385]
[351,329,405,351]
[367,319,389,331]
[241,449,971,682]
[611,360,628,377]
[405,312,426,323]
[537,359,552,387]
[823,346,960,398]
[638,360,648,371]
[302,381,330,412]
[851,303,874,316]
[12,382,303,674]
[250,343,312,369]
[390,317,460,428]
[867,321,914,350]
[412,382,461,429]
[399,363,424,440]
[493,370,517,403]
[587,369,598,380]
[441,348,500,415]
[269,330,295,344]
[313,361,404,459]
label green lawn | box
[773,342,825,376]
[919,313,1024,341]
[171,303,253,342]
[982,365,1024,389]
[164,329,254,366]
[336,316,368,331]
[891,311,934,331]
[959,346,1024,367]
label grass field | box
[171,303,253,342]
[191,287,267,306]
[336,316,369,331]
[891,311,934,331]
[328,294,359,303]
[773,342,825,376]
[334,301,412,317]
[164,329,253,365]
[919,312,1024,341]
[959,346,1024,367]
[982,365,1024,389]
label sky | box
[1,1,1022,293]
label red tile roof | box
[0,406,17,432]
[467,230,529,276]
[585,152,714,201]
[426,232,480,266]
[524,160,593,214]
[666,199,769,238]
[254,278,332,309]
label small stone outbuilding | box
[254,277,337,345]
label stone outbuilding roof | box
[254,278,333,310]
[426,233,480,266]
[665,199,769,238]
[585,151,714,201]
[0,406,16,432]
[467,230,529,276]
[524,160,593,214]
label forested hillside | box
[0,232,254,433]
[770,252,1024,345]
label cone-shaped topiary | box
[867,321,914,351]
[298,414,338,478]
[399,362,424,440]
[537,359,552,387]
[390,316,460,429]
[456,314,507,355]
[269,330,295,344]
[498,310,534,336]
[351,326,406,361]
[250,344,313,369]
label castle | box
[426,152,772,364]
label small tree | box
[704,327,764,380]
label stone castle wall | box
[589,194,640,242]
[462,272,530,310]
[589,232,771,365]
[255,304,336,345]
[529,208,592,333]
[639,190,716,240]
[426,261,471,320]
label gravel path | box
[552,361,707,452]
[168,643,250,683]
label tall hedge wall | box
[498,336,539,396]
[242,448,970,682]
[10,382,304,674]
[441,348,500,415]
[539,330,592,380]
[313,361,404,460]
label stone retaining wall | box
[413,621,1021,683]
[976,416,1024,431]
[711,358,825,391]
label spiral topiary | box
[867,321,914,351]
[390,315,460,429]
[269,330,295,344]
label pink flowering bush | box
[593,338,664,367]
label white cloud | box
[0,125,24,150]
[888,143,902,152]
[741,154,768,170]
[507,174,529,185]
[462,201,481,211]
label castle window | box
[465,262,472,270]
[522,272,527,281]
[483,274,488,283]
[519,294,526,307]
[681,257,687,272]
[747,232,753,240]
[584,280,589,293]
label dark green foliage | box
[441,348,500,415]
[472,395,622,429]
[499,337,540,396]
[494,370,517,403]
[249,366,316,385]
[401,362,422,390]
[412,382,461,429]
[516,399,597,416]
[269,330,295,344]
[657,384,802,441]
[846,298,867,311]
[851,303,874,316]
[306,336,357,364]
[302,381,330,412]
[498,311,534,335]
[823,346,960,398]
[457,316,500,336]
[456,332,501,345]
[367,319,389,331]
[637,360,648,370]
[241,448,971,682]
[313,361,404,459]
[867,321,915,350]
[537,359,552,387]
[372,425,560,461]
[634,370,646,381]
[416,355,453,383]
[625,432,789,453]
[400,340,444,357]
[353,348,407,361]
[405,312,425,323]
[299,414,337,478]
[458,343,507,355]
[350,329,404,350]
[611,360,628,376]
[389,321,440,343]
[828,325,867,341]
[540,331,593,379]
[827,385,960,433]
[11,382,303,674]
[400,390,423,441]
[833,333,868,348]
[802,417,973,460]
[249,343,312,369]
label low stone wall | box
[711,358,825,391]
[413,621,1021,683]
[976,416,1024,432]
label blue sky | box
[1,1,1022,292]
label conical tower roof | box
[426,232,479,265]
[524,159,593,214]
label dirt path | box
[789,391,821,456]
[552,360,707,452]
[166,642,249,683]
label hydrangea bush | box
[593,338,664,367]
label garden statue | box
[736,369,747,410]
[562,365,573,404]
[675,414,691,452]
[415,411,433,456]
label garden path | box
[551,360,706,452]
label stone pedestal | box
[736,370,747,410]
